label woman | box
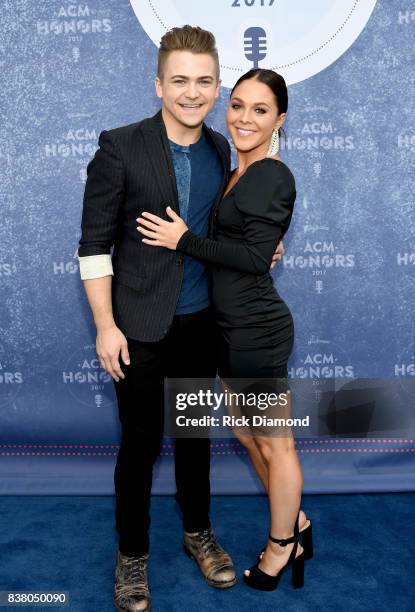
[136,69,312,591]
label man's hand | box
[270,238,285,269]
[96,325,130,382]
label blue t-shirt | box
[169,132,223,315]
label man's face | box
[155,50,220,130]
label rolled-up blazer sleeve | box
[78,130,125,270]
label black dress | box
[176,158,296,380]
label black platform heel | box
[258,516,313,562]
[301,520,313,560]
[244,511,305,591]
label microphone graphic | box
[244,27,267,68]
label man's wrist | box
[95,320,117,333]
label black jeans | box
[113,306,219,556]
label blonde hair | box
[158,25,219,80]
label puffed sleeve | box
[176,160,296,274]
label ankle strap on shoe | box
[269,510,301,547]
[269,533,300,546]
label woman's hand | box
[136,207,188,250]
[270,237,285,269]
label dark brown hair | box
[158,25,219,80]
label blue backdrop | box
[1,0,414,494]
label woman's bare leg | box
[236,432,308,534]
[221,377,307,569]
[237,434,269,489]
[244,429,304,576]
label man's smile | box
[179,103,204,110]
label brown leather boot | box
[113,551,151,612]
[184,528,237,588]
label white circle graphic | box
[130,0,377,86]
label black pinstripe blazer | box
[78,110,231,341]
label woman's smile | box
[235,127,257,137]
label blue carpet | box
[0,493,413,611]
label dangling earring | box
[266,128,279,157]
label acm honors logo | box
[288,335,354,379]
[282,225,355,295]
[282,108,356,159]
[36,4,112,64]
[395,349,415,378]
[0,263,18,277]
[287,335,354,406]
[36,4,112,36]
[285,120,354,153]
[53,247,80,276]
[62,344,113,408]
[44,128,98,159]
[396,242,415,276]
[394,342,415,402]
[397,9,415,25]
[130,0,378,87]
[44,127,98,183]
[398,132,415,152]
[382,202,415,287]
[0,343,24,409]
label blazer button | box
[176,256,183,265]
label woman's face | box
[226,78,286,156]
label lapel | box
[141,110,230,225]
[141,110,180,214]
[203,124,230,181]
[203,125,231,236]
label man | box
[78,25,283,612]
